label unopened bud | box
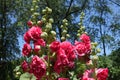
[42,9,46,14]
[77,33,80,37]
[42,18,46,23]
[30,8,34,12]
[92,55,99,61]
[41,32,48,38]
[96,48,101,53]
[49,18,54,23]
[37,20,43,26]
[61,37,66,41]
[27,21,33,27]
[64,23,68,26]
[51,31,56,36]
[47,8,52,14]
[46,23,52,30]
[60,25,64,28]
[62,30,67,34]
[33,12,39,16]
[66,34,70,38]
[62,19,68,23]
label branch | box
[64,0,74,18]
[109,0,120,7]
[65,0,88,18]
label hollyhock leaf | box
[20,72,36,80]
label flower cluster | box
[21,24,46,79]
[17,7,109,80]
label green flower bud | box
[35,6,39,9]
[33,12,39,16]
[66,34,70,38]
[37,20,43,26]
[48,8,52,14]
[62,30,67,34]
[46,23,52,30]
[62,19,68,23]
[51,31,56,36]
[42,9,46,14]
[60,25,64,28]
[92,55,99,61]
[64,23,68,26]
[96,48,101,53]
[94,42,98,47]
[78,23,82,26]
[41,32,48,38]
[78,30,81,33]
[61,37,66,41]
[33,0,37,3]
[30,8,34,12]
[77,33,80,37]
[49,18,54,23]
[42,18,46,23]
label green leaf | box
[19,72,36,80]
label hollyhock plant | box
[15,6,109,80]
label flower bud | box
[42,18,46,23]
[47,8,52,14]
[49,18,54,23]
[62,30,67,34]
[64,23,68,26]
[41,32,48,38]
[37,20,43,26]
[33,12,39,16]
[62,19,68,23]
[30,8,34,12]
[61,37,66,41]
[35,6,39,9]
[42,9,46,14]
[92,55,99,61]
[77,33,80,37]
[27,21,33,27]
[60,25,64,28]
[66,34,70,38]
[51,31,56,36]
[96,48,101,53]
[46,23,52,30]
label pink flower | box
[97,68,108,80]
[22,43,31,56]
[24,31,31,43]
[29,56,46,80]
[82,68,108,80]
[28,26,42,41]
[50,41,60,52]
[34,45,41,54]
[21,60,29,72]
[34,38,46,47]
[80,34,90,44]
[58,78,69,80]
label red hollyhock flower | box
[24,31,31,43]
[58,78,69,80]
[97,68,108,80]
[50,41,60,52]
[29,56,46,80]
[80,34,90,44]
[21,60,29,72]
[28,26,42,41]
[34,38,46,47]
[82,68,108,80]
[22,43,31,56]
